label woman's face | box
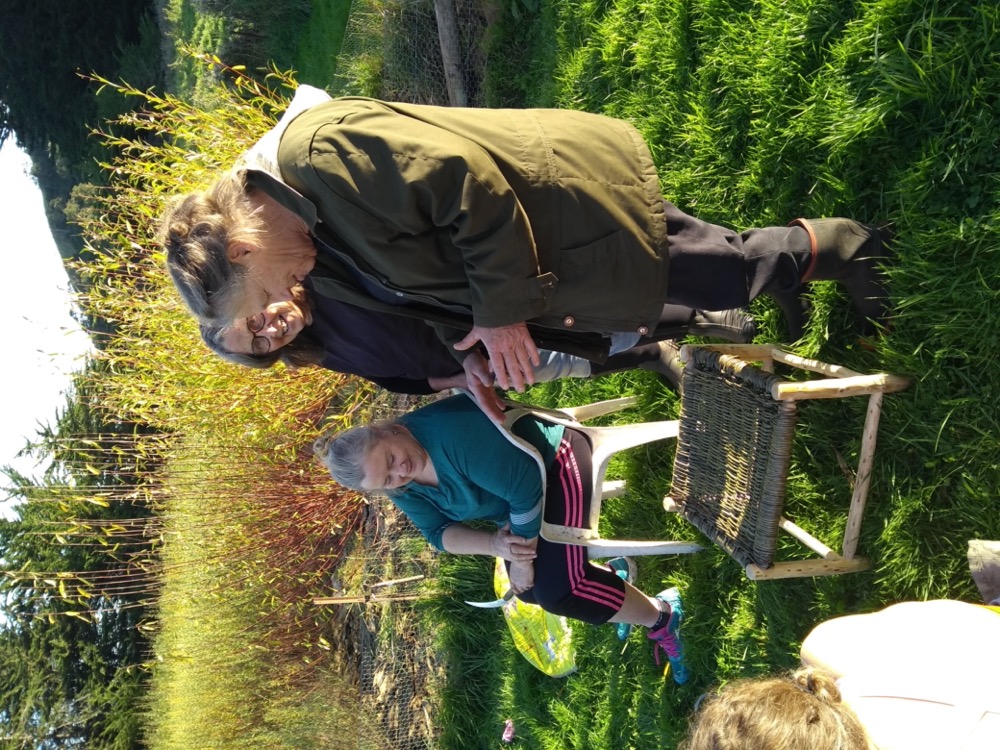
[359,428,429,491]
[230,188,318,314]
[231,243,317,318]
[222,298,313,356]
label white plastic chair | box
[493,396,703,560]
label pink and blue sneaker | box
[647,587,689,684]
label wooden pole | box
[778,517,838,558]
[313,593,426,606]
[770,350,864,378]
[771,373,910,401]
[433,0,468,106]
[679,343,779,363]
[745,556,870,580]
[842,393,884,558]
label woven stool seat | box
[672,348,797,569]
[665,344,909,580]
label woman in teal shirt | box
[314,393,689,682]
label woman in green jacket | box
[163,86,890,420]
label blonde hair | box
[160,170,263,324]
[683,668,869,750]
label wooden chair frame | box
[664,344,909,580]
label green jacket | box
[254,96,672,360]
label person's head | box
[200,284,317,368]
[314,422,429,492]
[683,668,868,750]
[161,171,315,325]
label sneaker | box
[607,557,637,641]
[647,587,689,684]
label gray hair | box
[313,423,395,491]
[160,170,262,325]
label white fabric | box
[532,349,593,380]
[804,601,1000,750]
[609,331,641,354]
[236,84,332,178]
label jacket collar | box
[244,169,319,230]
[236,84,330,178]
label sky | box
[1,140,94,518]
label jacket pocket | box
[556,231,630,299]
[546,231,662,330]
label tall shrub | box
[72,60,372,748]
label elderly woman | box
[200,280,754,394]
[314,393,690,683]
[683,600,1000,749]
[162,85,889,420]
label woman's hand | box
[454,322,540,393]
[490,524,538,563]
[508,559,535,594]
[460,351,506,425]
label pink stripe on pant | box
[511,429,626,624]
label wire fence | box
[334,0,492,106]
[351,498,442,750]
[327,3,497,733]
[324,394,454,750]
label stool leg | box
[746,557,870,580]
[843,392,884,559]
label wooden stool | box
[665,344,909,580]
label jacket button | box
[563,316,575,327]
[637,325,650,336]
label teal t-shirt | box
[395,394,564,549]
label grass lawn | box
[294,0,352,86]
[159,0,350,99]
[428,1,1000,747]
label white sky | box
[0,140,94,518]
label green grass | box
[481,0,560,107]
[427,0,1000,747]
[294,0,352,86]
[161,0,350,98]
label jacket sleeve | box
[286,104,548,328]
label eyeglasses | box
[246,313,271,356]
